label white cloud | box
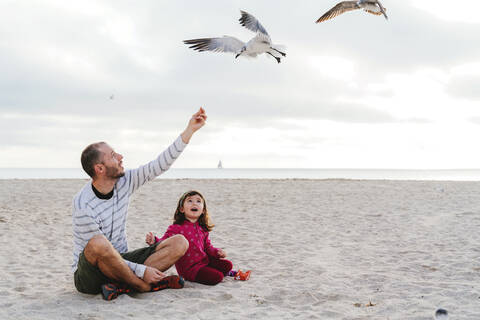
[352,68,455,121]
[0,113,99,124]
[275,119,480,169]
[308,55,356,82]
[450,61,480,76]
[1,0,480,169]
[411,0,480,24]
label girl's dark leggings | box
[194,258,233,285]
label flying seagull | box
[316,0,388,23]
[434,309,448,320]
[184,10,286,63]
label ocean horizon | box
[2,168,480,181]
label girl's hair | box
[174,190,214,231]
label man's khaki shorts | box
[74,243,159,294]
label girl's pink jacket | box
[154,220,220,281]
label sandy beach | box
[0,178,479,319]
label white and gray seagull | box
[184,10,286,64]
[316,0,388,23]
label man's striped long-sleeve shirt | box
[72,135,187,279]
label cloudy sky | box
[1,0,479,169]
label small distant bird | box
[110,95,114,100]
[316,0,388,23]
[434,308,448,320]
[184,10,286,63]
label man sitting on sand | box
[72,108,207,299]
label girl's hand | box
[145,231,155,245]
[217,249,227,258]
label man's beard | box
[105,165,125,179]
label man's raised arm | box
[127,107,207,194]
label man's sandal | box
[101,283,132,301]
[101,275,184,301]
[150,275,185,292]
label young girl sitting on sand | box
[146,190,250,285]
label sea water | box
[2,168,480,181]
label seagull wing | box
[364,9,382,15]
[375,0,388,20]
[316,1,360,23]
[239,10,269,36]
[251,32,272,45]
[183,36,245,54]
[364,4,388,19]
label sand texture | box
[0,179,479,319]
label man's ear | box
[94,163,104,176]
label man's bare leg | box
[84,234,151,292]
[144,234,188,271]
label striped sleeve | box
[125,260,146,279]
[127,135,187,195]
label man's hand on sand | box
[143,266,166,284]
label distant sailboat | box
[217,160,223,169]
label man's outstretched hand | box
[189,107,207,132]
[181,107,207,143]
